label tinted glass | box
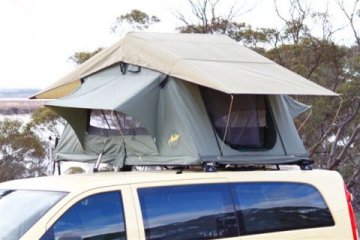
[138,184,238,240]
[0,189,66,240]
[42,191,126,240]
[201,88,276,150]
[231,182,335,235]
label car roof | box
[0,169,341,193]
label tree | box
[0,119,47,182]
[30,107,65,137]
[176,0,360,187]
[336,0,360,47]
[69,10,160,66]
[273,0,311,44]
[66,166,85,174]
[175,0,272,49]
[30,107,65,139]
[112,9,160,33]
[69,47,103,65]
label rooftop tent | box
[32,32,335,99]
[38,32,337,168]
[49,67,309,167]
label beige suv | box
[0,169,358,240]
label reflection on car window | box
[42,191,126,240]
[231,182,335,235]
[0,190,66,240]
[138,184,239,240]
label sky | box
[0,0,357,89]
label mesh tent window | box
[201,88,277,150]
[86,110,149,136]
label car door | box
[131,178,242,240]
[22,185,139,240]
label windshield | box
[0,189,67,239]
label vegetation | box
[69,47,104,65]
[66,166,85,174]
[0,119,47,182]
[1,0,359,213]
[175,0,360,211]
[29,107,65,139]
[66,0,360,214]
[112,9,160,32]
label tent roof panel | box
[32,32,337,99]
[47,67,162,110]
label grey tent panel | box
[51,66,309,167]
[283,95,311,118]
[43,33,332,167]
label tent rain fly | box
[36,32,337,168]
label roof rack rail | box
[201,162,279,172]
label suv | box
[0,168,358,240]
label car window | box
[138,184,239,240]
[230,182,335,235]
[0,189,66,240]
[41,191,126,240]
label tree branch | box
[309,96,344,156]
[330,123,360,169]
[336,0,360,47]
[329,100,360,158]
[347,165,360,188]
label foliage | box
[69,47,103,65]
[64,1,360,194]
[30,107,65,138]
[0,119,47,182]
[66,166,85,174]
[112,9,160,33]
[175,0,271,49]
[177,0,360,210]
[69,10,160,66]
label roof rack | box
[294,159,314,170]
[200,159,314,172]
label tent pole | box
[93,150,104,172]
[221,95,234,151]
[57,161,61,175]
[101,110,111,130]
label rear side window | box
[138,184,238,240]
[42,191,126,240]
[231,182,335,235]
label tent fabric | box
[51,66,309,166]
[48,66,165,137]
[201,90,276,149]
[33,32,337,99]
[55,124,159,167]
[283,95,311,118]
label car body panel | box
[0,169,353,240]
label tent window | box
[87,110,149,135]
[202,88,276,150]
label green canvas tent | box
[33,32,336,168]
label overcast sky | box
[0,0,356,89]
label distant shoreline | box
[0,99,46,115]
[0,88,40,99]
